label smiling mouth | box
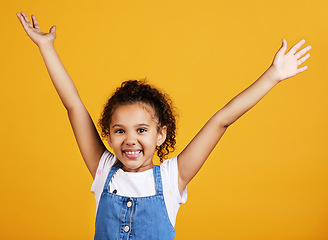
[124,150,142,155]
[123,150,142,159]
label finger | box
[288,39,305,55]
[49,25,56,34]
[295,45,312,59]
[275,39,287,57]
[16,12,22,19]
[297,53,310,65]
[21,12,32,26]
[16,13,25,25]
[297,65,308,74]
[31,15,40,29]
[281,39,287,51]
[16,13,30,31]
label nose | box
[125,132,137,145]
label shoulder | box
[97,150,115,171]
[160,156,185,198]
[91,150,116,194]
[160,156,187,226]
[159,156,179,183]
[160,156,178,172]
[95,150,117,178]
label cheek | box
[109,137,118,145]
[144,135,160,148]
[107,135,120,148]
[107,134,115,146]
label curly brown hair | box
[98,79,177,162]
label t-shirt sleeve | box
[91,150,115,204]
[160,156,187,227]
[161,156,187,204]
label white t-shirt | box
[91,150,187,227]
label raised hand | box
[16,12,106,178]
[270,39,311,82]
[16,12,56,47]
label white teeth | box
[125,151,141,155]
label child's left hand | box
[270,39,311,83]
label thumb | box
[49,25,56,34]
[277,39,287,55]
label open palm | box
[271,39,311,82]
[17,12,56,47]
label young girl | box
[17,12,311,240]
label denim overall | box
[94,162,175,240]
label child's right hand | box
[17,12,56,47]
[16,12,105,179]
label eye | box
[137,128,147,133]
[114,129,125,134]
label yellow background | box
[1,0,328,239]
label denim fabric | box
[94,162,175,240]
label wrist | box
[265,66,282,85]
[38,41,55,52]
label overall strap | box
[153,165,163,196]
[103,162,123,192]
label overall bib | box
[94,162,176,240]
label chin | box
[121,160,142,169]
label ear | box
[157,126,167,146]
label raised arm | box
[177,39,311,193]
[17,12,106,178]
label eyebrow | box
[111,123,150,128]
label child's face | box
[107,103,167,172]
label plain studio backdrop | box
[1,0,328,239]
